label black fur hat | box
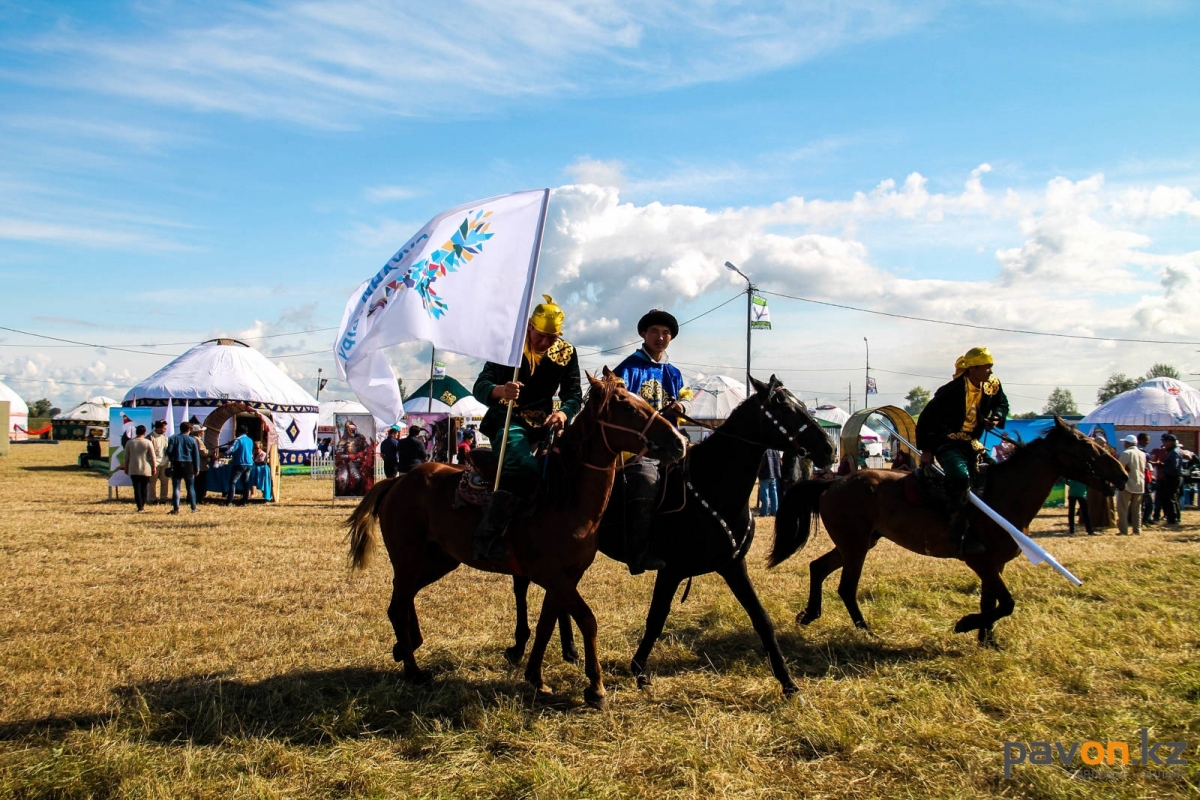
[637,309,679,338]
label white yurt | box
[319,399,371,431]
[812,404,851,426]
[52,395,120,440]
[687,375,747,420]
[0,379,29,441]
[1082,376,1200,453]
[123,339,320,464]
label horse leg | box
[505,576,532,666]
[797,548,843,625]
[558,611,579,664]
[954,564,1015,644]
[836,550,871,631]
[976,586,999,647]
[557,587,607,710]
[387,572,428,683]
[630,570,683,689]
[410,547,459,653]
[524,589,563,698]
[719,559,799,696]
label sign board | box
[334,413,376,498]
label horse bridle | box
[577,392,667,471]
[757,389,811,454]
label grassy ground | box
[1,443,1197,799]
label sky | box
[2,0,1199,416]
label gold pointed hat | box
[530,294,564,335]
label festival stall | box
[52,395,120,440]
[1,380,29,441]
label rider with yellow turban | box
[471,295,582,560]
[915,347,1010,556]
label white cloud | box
[364,185,421,203]
[16,1,937,127]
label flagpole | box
[863,337,869,409]
[724,262,753,386]
[494,189,551,492]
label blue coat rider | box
[611,309,693,574]
[915,346,1010,556]
[471,295,583,560]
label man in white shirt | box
[1117,434,1147,536]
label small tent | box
[403,376,476,414]
[0,380,29,441]
[1081,376,1200,453]
[52,395,120,440]
[124,339,319,464]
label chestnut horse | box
[769,417,1126,644]
[347,370,687,709]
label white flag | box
[750,295,771,330]
[335,189,550,423]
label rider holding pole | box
[915,347,1010,557]
[472,295,582,560]
[611,309,693,574]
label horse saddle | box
[902,457,991,508]
[453,448,547,509]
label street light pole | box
[725,261,754,387]
[863,337,869,409]
[315,368,323,401]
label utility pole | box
[725,261,754,387]
[848,381,853,413]
[315,368,323,401]
[427,346,437,413]
[863,337,870,409]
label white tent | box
[1082,377,1200,427]
[687,375,746,420]
[54,395,120,422]
[319,399,370,429]
[0,379,29,441]
[812,404,850,426]
[123,339,319,464]
[449,395,488,419]
[401,394,489,418]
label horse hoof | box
[781,682,801,698]
[953,617,976,634]
[503,646,524,666]
[562,648,580,664]
[636,674,652,690]
[392,643,404,663]
[584,687,609,711]
[404,667,432,685]
[796,610,818,626]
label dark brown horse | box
[347,370,687,709]
[768,418,1126,644]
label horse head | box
[1044,416,1127,496]
[747,374,835,468]
[586,368,688,465]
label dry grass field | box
[1,442,1198,799]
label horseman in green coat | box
[915,347,1010,556]
[471,295,583,560]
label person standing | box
[915,347,1009,556]
[148,419,170,504]
[191,424,209,500]
[225,425,254,506]
[1117,434,1147,536]
[394,427,428,475]
[757,448,782,517]
[167,421,202,514]
[1138,433,1155,525]
[610,308,692,574]
[380,425,403,478]
[1155,433,1184,526]
[124,425,156,512]
[472,295,582,561]
[1065,478,1094,536]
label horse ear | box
[749,374,768,395]
[1054,415,1070,430]
[769,374,780,387]
[602,366,616,381]
[587,371,603,389]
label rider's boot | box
[474,489,515,561]
[626,497,666,576]
[947,491,986,557]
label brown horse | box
[347,369,687,709]
[768,418,1126,644]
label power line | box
[757,289,1200,346]
[0,324,338,352]
[0,326,183,357]
[574,292,745,357]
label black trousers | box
[383,459,399,479]
[1068,495,1093,535]
[1156,475,1182,523]
[131,475,151,510]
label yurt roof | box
[0,380,29,415]
[54,395,120,421]
[1081,377,1200,427]
[319,399,370,427]
[449,395,488,418]
[687,375,747,419]
[123,339,318,409]
[406,376,474,409]
[813,404,850,425]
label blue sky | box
[2,0,1199,413]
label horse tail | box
[768,480,831,568]
[346,478,398,571]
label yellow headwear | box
[529,294,564,335]
[953,346,994,379]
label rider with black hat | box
[610,308,693,574]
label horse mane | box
[542,376,620,505]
